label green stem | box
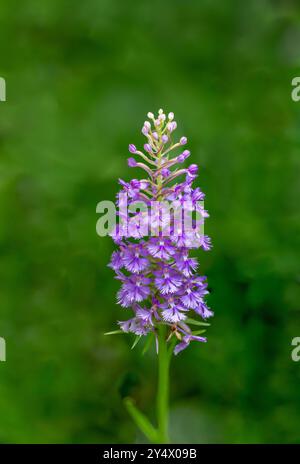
[124,398,159,443]
[157,325,171,443]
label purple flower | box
[198,234,212,251]
[194,301,214,319]
[162,306,187,323]
[117,274,151,307]
[135,306,153,325]
[122,244,149,273]
[174,334,207,355]
[174,251,198,276]
[118,178,147,199]
[180,287,204,309]
[147,237,175,260]
[188,164,198,176]
[108,250,124,271]
[154,265,182,294]
[108,110,213,355]
[118,317,151,335]
[159,296,187,323]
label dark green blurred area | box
[0,0,300,444]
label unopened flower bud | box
[152,132,159,140]
[144,144,152,153]
[128,144,137,154]
[142,122,151,134]
[161,167,171,177]
[162,135,168,144]
[139,180,149,190]
[127,157,137,167]
[180,137,187,145]
[147,112,154,119]
[168,112,174,120]
[182,150,190,159]
[167,121,177,132]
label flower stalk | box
[157,325,171,443]
[107,109,213,443]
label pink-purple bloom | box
[109,110,213,354]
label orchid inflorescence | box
[108,109,213,355]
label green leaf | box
[131,335,142,349]
[124,397,158,443]
[191,329,206,335]
[167,337,177,358]
[104,330,124,335]
[185,317,210,327]
[142,333,154,355]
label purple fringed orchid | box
[108,109,213,355]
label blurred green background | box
[0,0,300,444]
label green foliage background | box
[0,0,300,443]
